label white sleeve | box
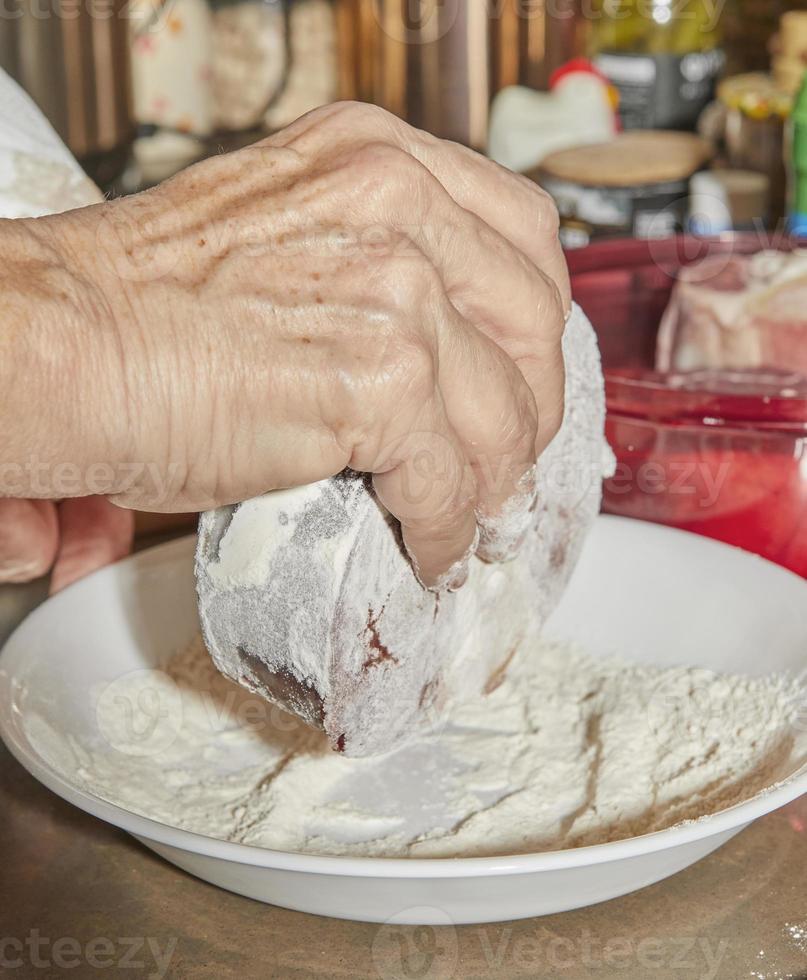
[0,67,102,220]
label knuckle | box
[354,319,438,409]
[389,334,438,400]
[482,351,541,458]
[521,387,542,441]
[525,181,561,236]
[331,333,437,465]
[347,142,434,215]
[375,252,443,315]
[350,140,417,181]
[472,218,504,257]
[540,278,566,341]
[504,391,541,458]
[330,100,396,128]
[412,479,474,536]
[526,270,565,347]
[432,481,477,533]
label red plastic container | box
[568,234,807,578]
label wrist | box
[0,211,133,497]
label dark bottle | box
[588,0,725,131]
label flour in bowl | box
[25,634,807,858]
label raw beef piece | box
[195,304,612,757]
[656,249,807,379]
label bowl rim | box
[604,369,807,432]
[565,231,804,277]
[1,526,806,881]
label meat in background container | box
[569,234,807,577]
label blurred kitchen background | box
[3,0,807,572]
[1,0,805,237]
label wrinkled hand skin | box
[1,102,568,591]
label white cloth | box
[0,68,100,220]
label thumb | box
[0,499,59,583]
[49,497,135,595]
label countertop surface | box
[1,578,806,980]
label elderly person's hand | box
[1,102,568,593]
[0,499,133,595]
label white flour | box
[26,634,807,859]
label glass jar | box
[569,234,807,578]
[587,0,725,130]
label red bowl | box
[568,234,807,578]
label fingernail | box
[477,526,530,564]
[428,526,479,593]
[0,559,45,583]
[446,565,469,592]
[428,556,469,594]
[476,466,538,563]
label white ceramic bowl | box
[1,517,806,925]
